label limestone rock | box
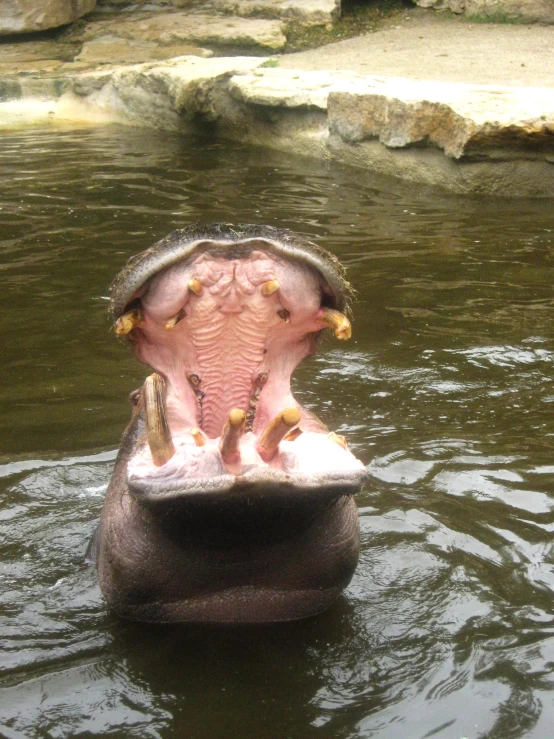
[77,12,287,50]
[63,56,265,128]
[413,0,465,12]
[76,35,213,64]
[465,0,554,23]
[211,0,340,25]
[412,0,554,23]
[228,68,364,110]
[0,0,96,35]
[96,0,337,20]
[96,0,195,7]
[327,78,554,158]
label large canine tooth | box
[188,278,203,296]
[258,408,301,459]
[165,308,186,331]
[318,308,352,340]
[261,280,280,296]
[328,431,348,450]
[143,373,175,467]
[220,409,246,463]
[191,427,207,447]
[114,308,144,336]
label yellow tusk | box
[114,308,144,336]
[328,431,348,450]
[165,308,186,331]
[191,427,207,447]
[318,308,352,340]
[220,409,246,463]
[261,280,280,296]
[143,373,176,467]
[258,407,301,460]
[188,278,203,296]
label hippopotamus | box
[89,224,366,623]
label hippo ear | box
[84,524,100,566]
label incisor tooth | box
[191,427,207,447]
[143,373,175,467]
[258,407,301,459]
[165,308,186,331]
[220,409,246,463]
[188,278,203,296]
[328,431,348,450]
[114,308,144,336]
[318,308,352,340]
[261,280,280,296]
[283,427,303,442]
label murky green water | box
[1,126,554,739]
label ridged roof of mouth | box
[111,224,365,497]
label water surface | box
[1,126,554,738]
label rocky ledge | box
[2,56,553,197]
[1,6,553,197]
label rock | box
[327,78,554,195]
[96,0,338,21]
[412,0,554,23]
[0,37,75,75]
[76,35,213,64]
[228,68,363,110]
[211,0,340,26]
[76,12,287,50]
[327,78,554,159]
[412,0,465,12]
[0,0,96,35]
[465,0,554,23]
[62,56,265,129]
[96,0,198,8]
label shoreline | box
[1,7,553,197]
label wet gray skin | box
[92,224,367,623]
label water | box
[1,126,554,739]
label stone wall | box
[413,0,554,23]
[96,0,193,8]
[0,0,96,35]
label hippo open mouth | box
[110,224,366,502]
[93,224,366,623]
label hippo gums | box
[90,224,367,623]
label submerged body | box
[93,224,366,623]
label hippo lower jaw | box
[128,395,366,505]
[95,225,366,623]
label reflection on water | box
[1,127,554,738]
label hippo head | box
[92,224,366,623]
